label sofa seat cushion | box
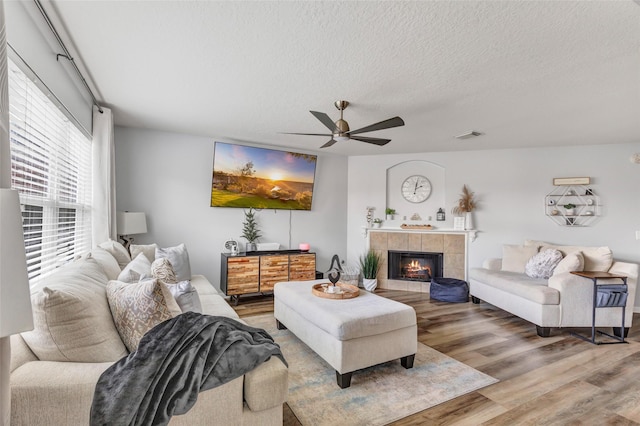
[469,268,560,305]
[21,258,128,362]
[190,275,240,320]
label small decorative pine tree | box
[241,208,262,244]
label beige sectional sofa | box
[9,242,288,425]
[469,240,638,337]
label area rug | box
[244,314,498,426]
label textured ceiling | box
[49,1,640,156]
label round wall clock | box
[401,175,432,203]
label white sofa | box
[9,242,288,425]
[469,240,638,337]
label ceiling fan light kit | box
[285,100,405,148]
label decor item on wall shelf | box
[630,153,640,164]
[385,208,396,220]
[116,211,148,251]
[359,250,383,292]
[241,208,262,252]
[553,177,590,186]
[563,203,576,216]
[283,100,405,148]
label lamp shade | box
[0,189,34,337]
[116,211,147,235]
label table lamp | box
[116,211,147,251]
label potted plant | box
[359,250,383,292]
[373,218,383,228]
[563,203,576,216]
[452,185,477,230]
[241,208,262,252]
[385,208,396,221]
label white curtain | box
[1,1,12,423]
[92,105,117,245]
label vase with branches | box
[241,208,262,252]
[452,185,477,230]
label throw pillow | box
[98,239,131,269]
[87,247,121,281]
[130,243,158,263]
[106,278,182,352]
[117,252,152,283]
[525,249,563,279]
[21,258,128,362]
[151,258,178,284]
[163,280,203,313]
[501,244,540,273]
[155,243,191,281]
[553,251,585,275]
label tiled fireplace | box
[369,230,467,292]
[388,251,443,282]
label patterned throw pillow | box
[525,249,563,279]
[151,258,178,284]
[106,279,181,352]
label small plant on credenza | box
[241,208,262,252]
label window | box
[8,58,92,283]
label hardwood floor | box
[232,291,640,425]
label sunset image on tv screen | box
[211,142,317,210]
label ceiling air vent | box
[455,131,483,140]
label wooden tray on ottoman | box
[312,282,360,299]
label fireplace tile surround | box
[369,230,468,293]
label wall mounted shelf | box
[545,185,601,227]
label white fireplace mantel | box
[362,226,478,242]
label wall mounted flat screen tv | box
[211,142,318,210]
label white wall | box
[114,126,348,291]
[347,142,640,307]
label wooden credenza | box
[221,251,316,303]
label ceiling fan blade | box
[320,139,338,148]
[281,132,333,136]
[310,111,339,133]
[347,116,405,135]
[349,135,391,146]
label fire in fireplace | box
[388,251,443,282]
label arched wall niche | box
[386,160,445,222]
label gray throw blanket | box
[91,312,286,426]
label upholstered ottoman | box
[274,280,417,388]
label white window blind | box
[7,58,92,283]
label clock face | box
[401,175,432,203]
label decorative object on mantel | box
[452,185,477,230]
[436,208,445,221]
[385,207,396,220]
[241,208,262,252]
[359,250,383,292]
[366,206,374,227]
[453,216,465,231]
[401,224,433,230]
[373,218,382,228]
[410,213,422,220]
